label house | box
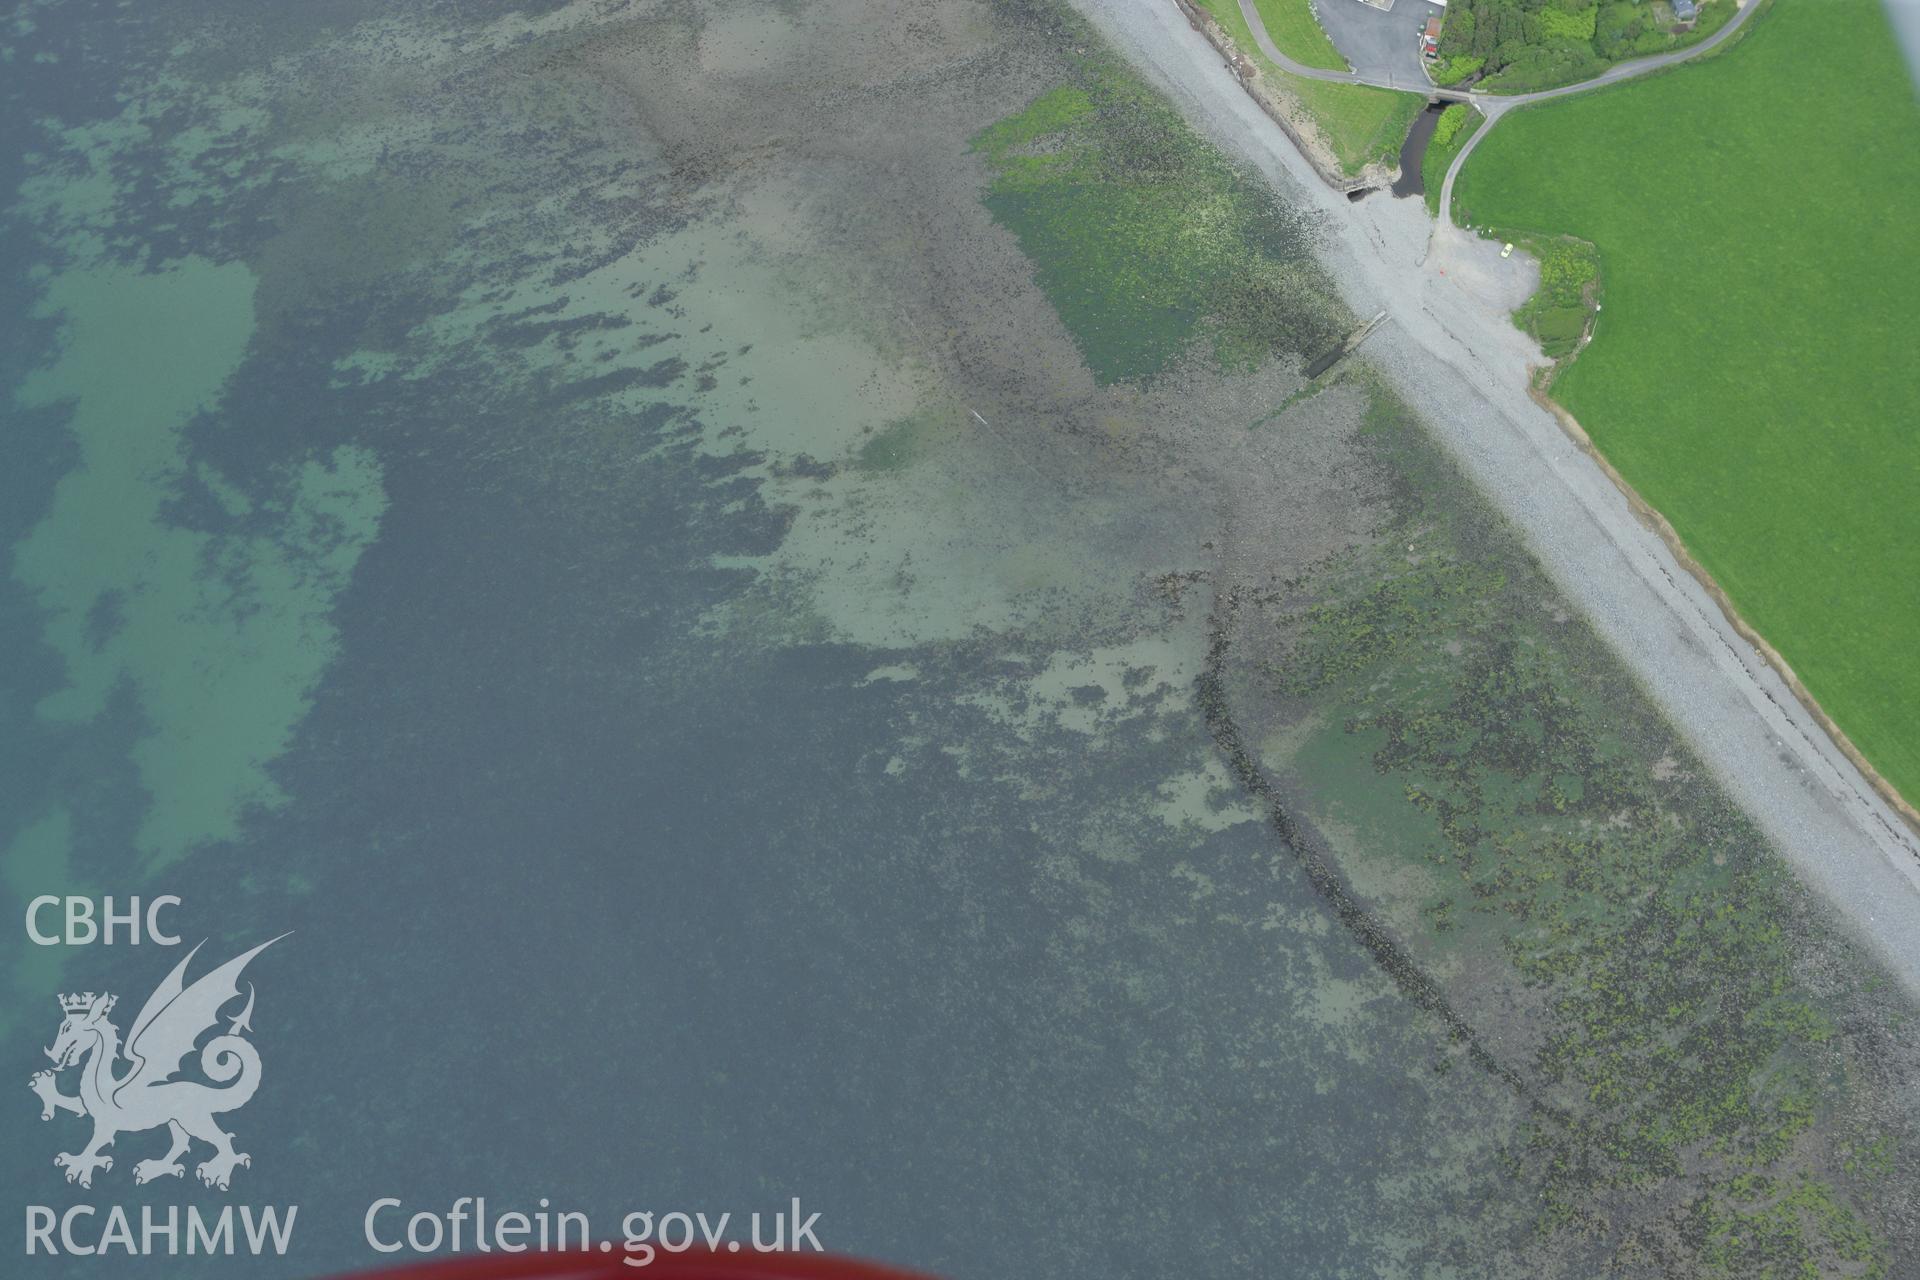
[1670,0,1699,28]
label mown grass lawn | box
[1251,0,1347,71]
[1455,0,1920,804]
[1287,75,1423,173]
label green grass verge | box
[1454,0,1920,804]
[1420,103,1483,216]
[1287,76,1424,174]
[1250,0,1347,71]
[1193,0,1422,176]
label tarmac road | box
[1076,0,1920,993]
[1311,0,1448,92]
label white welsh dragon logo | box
[28,936,285,1191]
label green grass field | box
[1194,0,1422,175]
[1455,0,1920,804]
[1251,0,1347,71]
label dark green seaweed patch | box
[1266,382,1899,1275]
[972,64,1343,384]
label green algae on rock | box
[972,39,1343,384]
[11,260,387,876]
[1256,377,1909,1276]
